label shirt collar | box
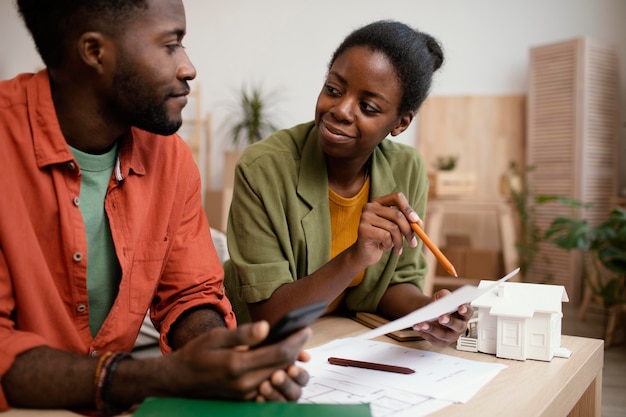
[116,129,146,180]
[28,70,74,169]
[28,69,145,179]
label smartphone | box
[254,301,328,348]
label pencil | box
[410,222,458,277]
[328,357,415,374]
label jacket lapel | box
[297,126,332,274]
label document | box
[303,338,506,404]
[301,374,452,417]
[356,267,520,340]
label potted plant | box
[224,83,280,149]
[541,197,626,307]
[222,83,280,189]
[541,196,626,344]
[435,155,458,171]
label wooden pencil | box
[410,222,458,277]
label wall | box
[1,0,625,193]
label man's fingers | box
[287,364,310,386]
[297,349,311,363]
[201,321,270,349]
[239,327,311,371]
[270,369,302,401]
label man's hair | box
[328,20,444,116]
[16,0,149,69]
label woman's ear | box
[390,111,415,137]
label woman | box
[225,20,471,347]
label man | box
[0,0,309,414]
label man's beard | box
[132,101,182,136]
[112,68,183,136]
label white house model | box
[457,281,572,361]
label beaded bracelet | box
[94,351,133,416]
[102,352,132,416]
[94,352,115,413]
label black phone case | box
[255,301,328,348]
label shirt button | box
[73,252,83,262]
[77,304,87,313]
[68,162,76,171]
[73,196,80,207]
[90,350,98,358]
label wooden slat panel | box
[417,95,525,201]
[527,38,619,302]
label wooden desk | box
[5,316,604,417]
[307,316,604,417]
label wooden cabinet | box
[422,199,519,296]
[526,38,620,302]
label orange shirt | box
[0,71,235,409]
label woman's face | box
[315,45,413,161]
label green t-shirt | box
[70,143,121,337]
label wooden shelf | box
[422,199,518,296]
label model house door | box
[498,318,525,360]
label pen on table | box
[328,357,415,375]
[410,222,458,277]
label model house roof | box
[472,281,569,319]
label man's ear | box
[390,111,415,137]
[77,32,109,74]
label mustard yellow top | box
[225,122,429,324]
[327,175,370,312]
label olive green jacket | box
[224,121,429,323]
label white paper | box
[301,373,453,417]
[357,267,520,340]
[303,337,507,404]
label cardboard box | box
[464,248,504,280]
[436,247,503,280]
[436,246,465,277]
[428,171,477,197]
[203,188,233,233]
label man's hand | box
[412,289,474,347]
[255,361,310,402]
[164,321,311,401]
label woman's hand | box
[412,290,474,347]
[353,192,422,266]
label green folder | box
[133,397,372,417]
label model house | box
[457,281,572,361]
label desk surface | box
[308,316,604,417]
[5,316,604,417]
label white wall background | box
[2,0,625,194]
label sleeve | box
[150,151,236,354]
[226,152,297,305]
[0,249,48,410]
[0,142,50,410]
